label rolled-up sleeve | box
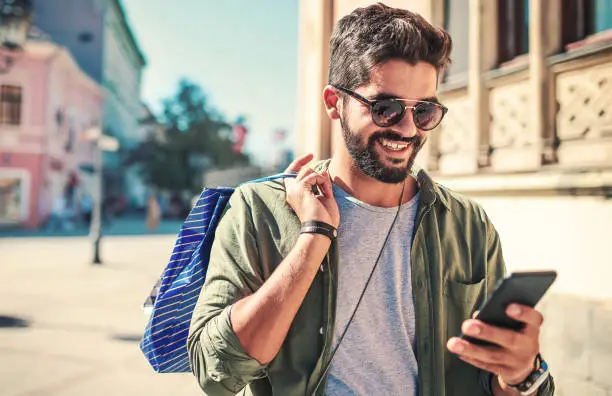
[187,187,268,395]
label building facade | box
[0,39,103,228]
[33,0,147,206]
[296,1,612,394]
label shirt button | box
[417,279,424,289]
[320,264,325,272]
[319,326,324,335]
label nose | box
[396,108,418,138]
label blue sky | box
[121,0,299,165]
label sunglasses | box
[332,84,448,131]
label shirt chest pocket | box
[442,280,488,396]
[443,279,485,341]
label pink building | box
[0,38,103,229]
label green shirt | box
[187,160,554,396]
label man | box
[188,4,554,395]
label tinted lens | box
[371,100,404,127]
[413,102,444,131]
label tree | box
[128,79,250,194]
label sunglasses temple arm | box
[349,91,373,107]
[334,85,373,107]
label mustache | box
[369,130,421,145]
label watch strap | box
[508,354,551,395]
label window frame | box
[496,0,530,66]
[0,85,23,126]
[441,0,470,88]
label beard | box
[340,116,424,184]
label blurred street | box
[0,216,185,239]
[0,234,202,396]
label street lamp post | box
[0,0,33,73]
[91,138,103,264]
[83,127,119,265]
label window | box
[561,0,612,50]
[0,85,22,125]
[497,0,530,65]
[443,0,470,85]
[595,0,612,32]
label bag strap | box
[239,172,297,186]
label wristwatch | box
[507,353,550,395]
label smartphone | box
[459,270,557,346]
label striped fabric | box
[140,173,295,373]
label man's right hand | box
[285,153,340,229]
[227,153,339,366]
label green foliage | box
[128,79,250,193]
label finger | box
[461,319,520,350]
[318,171,334,197]
[296,167,315,182]
[301,172,329,190]
[285,153,314,173]
[447,337,512,366]
[506,304,544,328]
[456,355,507,377]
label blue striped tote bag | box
[140,172,295,373]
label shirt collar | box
[410,165,451,211]
[311,159,451,211]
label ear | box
[323,85,341,121]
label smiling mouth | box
[377,138,410,153]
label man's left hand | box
[446,304,543,386]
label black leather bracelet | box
[300,221,337,240]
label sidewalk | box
[0,216,185,238]
[0,235,203,396]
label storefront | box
[0,168,29,226]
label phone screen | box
[459,271,557,346]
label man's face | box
[339,60,438,183]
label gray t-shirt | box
[325,184,420,396]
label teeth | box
[380,139,408,151]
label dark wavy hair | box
[328,3,453,89]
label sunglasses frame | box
[331,84,448,131]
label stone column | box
[470,0,498,169]
[528,0,547,167]
[295,0,333,160]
